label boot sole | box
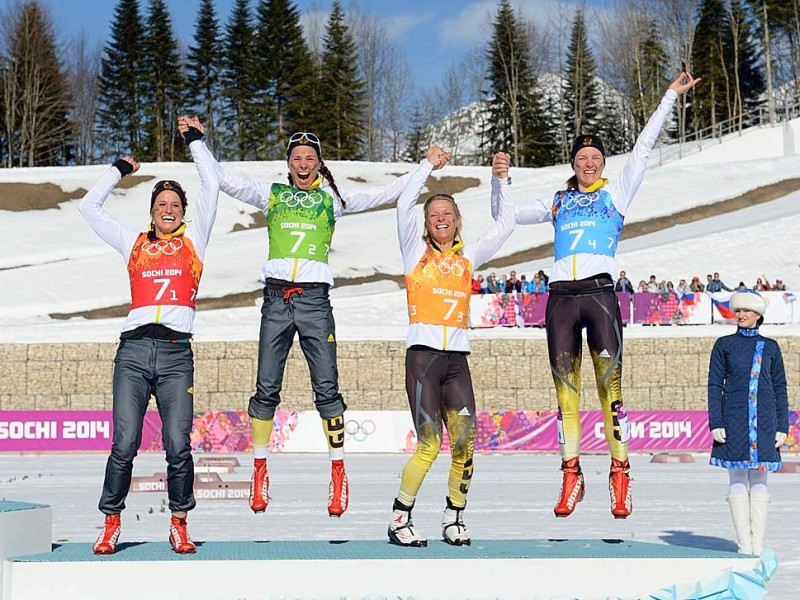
[388,529,427,548]
[443,538,471,546]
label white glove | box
[775,432,788,448]
[712,428,727,444]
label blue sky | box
[26,0,608,91]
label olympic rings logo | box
[279,189,323,209]
[344,419,376,442]
[561,192,599,210]
[432,256,466,277]
[141,237,184,256]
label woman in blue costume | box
[708,290,789,555]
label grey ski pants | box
[99,339,196,515]
[248,282,346,420]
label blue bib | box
[552,189,623,261]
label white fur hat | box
[730,290,767,315]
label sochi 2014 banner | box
[470,290,795,326]
[469,293,631,328]
[1,409,798,454]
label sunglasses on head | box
[152,180,185,195]
[287,132,320,147]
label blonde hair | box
[422,193,462,248]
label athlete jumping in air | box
[179,116,446,518]
[388,149,515,547]
[80,122,218,555]
[492,72,700,519]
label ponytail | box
[319,161,345,210]
[566,175,578,190]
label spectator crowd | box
[471,270,789,296]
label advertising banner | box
[470,292,631,328]
[3,409,798,454]
[633,292,712,325]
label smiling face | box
[288,146,320,190]
[424,196,461,250]
[572,146,605,190]
[150,191,185,238]
[735,308,760,329]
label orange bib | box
[405,247,472,328]
[128,233,203,310]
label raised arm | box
[396,151,441,271]
[178,117,221,258]
[615,72,701,214]
[78,158,140,258]
[177,115,269,211]
[489,157,551,225]
[473,152,515,267]
[343,146,450,215]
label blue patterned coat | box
[707,328,789,471]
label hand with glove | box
[775,432,788,448]
[177,115,205,144]
[112,156,139,177]
[711,428,726,444]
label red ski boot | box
[327,459,349,517]
[168,515,196,554]
[249,458,270,513]
[554,457,584,517]
[609,458,633,519]
[93,513,121,555]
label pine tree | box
[5,1,70,166]
[98,0,146,158]
[141,0,186,162]
[253,0,312,158]
[220,0,257,160]
[691,0,729,130]
[403,104,429,163]
[634,19,669,130]
[563,7,599,140]
[483,0,552,167]
[726,0,765,116]
[316,1,366,160]
[187,0,222,151]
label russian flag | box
[708,291,736,319]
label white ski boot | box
[388,499,427,547]
[441,497,470,546]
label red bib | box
[128,233,203,310]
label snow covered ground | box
[0,452,797,598]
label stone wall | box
[1,338,798,412]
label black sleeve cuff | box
[112,158,133,177]
[182,127,203,145]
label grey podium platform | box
[3,538,775,600]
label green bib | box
[266,183,336,263]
